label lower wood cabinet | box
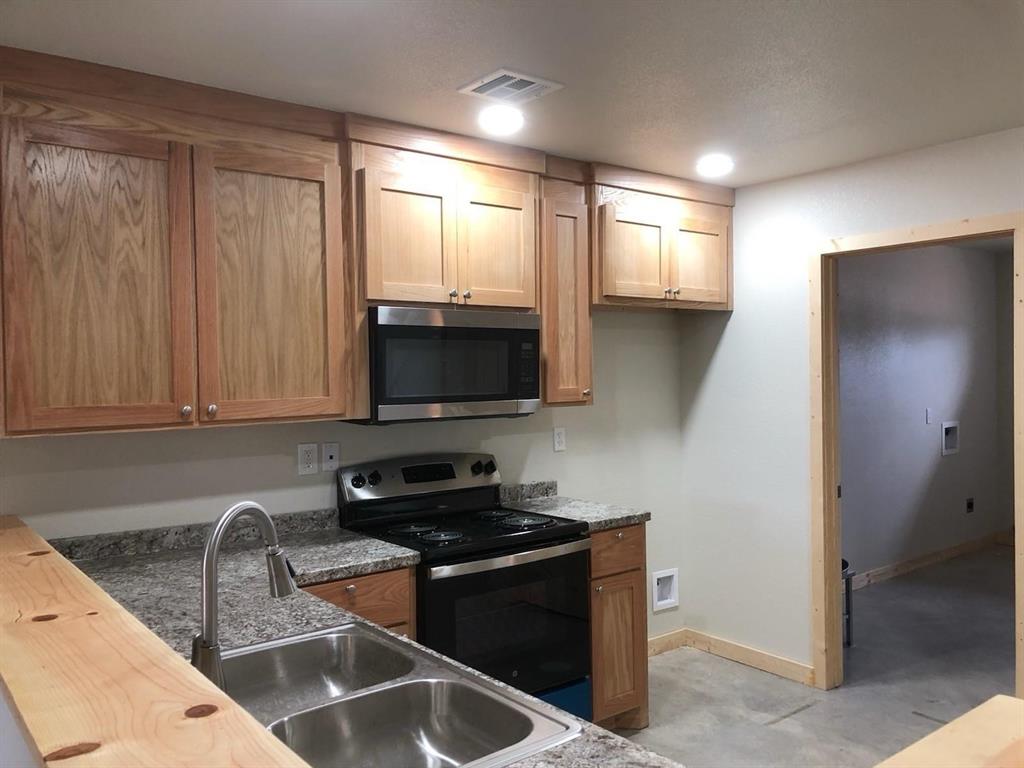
[303,567,416,638]
[590,523,649,727]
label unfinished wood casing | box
[540,178,592,405]
[1,118,196,433]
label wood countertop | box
[0,515,310,768]
[877,695,1024,768]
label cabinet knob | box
[180,405,193,419]
[449,288,458,298]
[206,404,218,418]
[345,584,357,594]
[595,586,604,593]
[664,287,672,294]
[463,290,473,300]
[582,388,592,397]
[616,531,625,540]
[672,287,681,296]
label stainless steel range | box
[337,452,592,719]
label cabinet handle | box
[463,290,473,300]
[672,287,681,296]
[664,287,672,295]
[345,584,357,594]
[616,531,625,540]
[595,585,603,593]
[206,404,218,418]
[449,288,458,298]
[180,405,193,419]
[582,388,592,396]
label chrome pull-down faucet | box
[191,501,297,688]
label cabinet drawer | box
[304,568,411,627]
[590,524,646,579]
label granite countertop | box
[513,496,652,532]
[76,543,679,768]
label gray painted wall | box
[838,244,1013,574]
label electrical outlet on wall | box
[553,427,567,453]
[321,443,340,473]
[297,443,318,476]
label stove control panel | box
[338,452,502,504]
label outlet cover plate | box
[553,427,567,453]
[298,443,318,476]
[321,443,340,473]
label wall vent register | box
[458,69,564,104]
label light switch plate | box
[321,443,340,473]
[298,443,318,475]
[553,427,567,452]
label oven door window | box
[421,550,590,694]
[374,326,524,404]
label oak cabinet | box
[193,146,345,422]
[1,120,196,433]
[670,216,729,304]
[540,193,592,405]
[598,204,671,300]
[304,567,415,638]
[590,523,648,727]
[357,146,537,309]
[361,167,458,304]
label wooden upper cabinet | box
[457,183,537,308]
[670,216,729,304]
[598,204,671,300]
[193,146,345,422]
[541,198,592,405]
[1,119,196,433]
[361,167,457,304]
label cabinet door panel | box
[599,204,669,299]
[591,568,648,721]
[541,198,591,404]
[2,119,195,432]
[671,217,729,303]
[458,184,536,308]
[194,147,344,422]
[361,168,457,303]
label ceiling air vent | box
[458,69,564,105]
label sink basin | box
[223,622,580,768]
[222,627,415,724]
[270,679,536,768]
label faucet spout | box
[191,501,297,688]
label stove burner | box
[476,509,513,521]
[420,530,465,544]
[499,515,554,530]
[387,523,437,536]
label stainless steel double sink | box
[222,622,581,768]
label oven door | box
[369,306,540,421]
[419,539,591,695]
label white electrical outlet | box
[553,427,567,452]
[321,443,340,473]
[297,443,318,475]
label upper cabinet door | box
[541,199,592,405]
[599,204,670,300]
[1,120,195,433]
[361,167,457,304]
[670,216,729,304]
[457,184,537,308]
[194,146,345,423]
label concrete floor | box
[624,546,1014,768]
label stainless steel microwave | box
[367,306,540,423]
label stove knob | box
[470,460,484,476]
[367,470,382,487]
[350,473,366,489]
[483,460,497,475]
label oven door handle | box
[427,538,591,580]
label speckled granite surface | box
[514,496,652,532]
[76,541,679,767]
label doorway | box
[809,212,1023,692]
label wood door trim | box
[194,146,345,422]
[809,210,1024,692]
[1,118,195,432]
[541,197,592,404]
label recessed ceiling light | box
[695,153,734,179]
[478,104,524,137]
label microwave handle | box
[427,538,591,580]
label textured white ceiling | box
[1,0,1022,186]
